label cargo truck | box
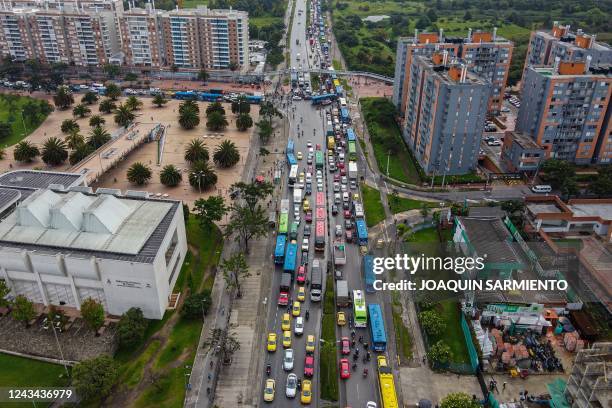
[348,161,358,180]
[278,272,293,306]
[310,259,323,302]
[336,280,350,307]
[333,240,346,265]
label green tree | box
[53,86,74,109]
[159,164,182,186]
[193,195,228,229]
[72,355,118,401]
[188,160,218,191]
[116,307,147,349]
[225,204,269,253]
[0,279,10,307]
[114,103,135,128]
[12,295,36,327]
[87,126,111,149]
[41,137,68,165]
[588,166,612,197]
[179,106,200,130]
[236,113,253,131]
[220,253,250,298]
[426,8,438,21]
[179,100,200,115]
[427,340,452,366]
[259,101,281,122]
[13,140,40,162]
[213,139,240,167]
[197,68,209,82]
[104,82,122,101]
[81,297,105,332]
[257,119,273,144]
[61,119,79,134]
[125,95,143,111]
[182,292,212,319]
[205,102,225,116]
[230,181,274,213]
[420,203,430,219]
[0,123,12,140]
[463,10,472,20]
[203,327,240,362]
[99,99,116,114]
[231,96,250,115]
[89,115,105,127]
[127,162,152,185]
[103,64,121,79]
[69,143,94,165]
[228,61,238,71]
[184,139,209,164]
[72,104,91,118]
[124,72,138,82]
[65,131,85,149]
[541,159,578,198]
[81,91,99,105]
[419,310,446,337]
[206,111,228,131]
[152,94,168,108]
[440,392,480,408]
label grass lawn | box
[388,195,439,215]
[360,183,386,227]
[391,292,413,362]
[320,274,338,401]
[250,15,284,29]
[0,94,52,147]
[404,227,439,243]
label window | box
[165,229,179,265]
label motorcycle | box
[305,310,310,320]
[352,353,358,361]
[363,368,368,377]
[266,364,271,377]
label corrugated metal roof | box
[0,170,84,190]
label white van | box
[531,185,552,193]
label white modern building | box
[0,170,187,319]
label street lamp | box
[191,171,204,194]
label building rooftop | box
[0,188,21,214]
[417,55,489,86]
[0,170,84,190]
[509,131,541,150]
[527,203,563,214]
[567,202,612,220]
[458,216,522,264]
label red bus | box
[315,207,326,222]
[316,192,325,208]
[315,221,325,252]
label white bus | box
[288,164,299,187]
[339,97,347,107]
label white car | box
[306,141,312,148]
[335,225,342,236]
[302,238,309,251]
[283,349,295,371]
[367,402,377,408]
[286,373,298,398]
[294,316,304,335]
[341,176,347,185]
[292,95,302,101]
[487,140,501,146]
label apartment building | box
[393,29,512,118]
[119,6,163,68]
[501,130,545,173]
[523,22,612,82]
[564,342,612,408]
[517,62,612,165]
[403,54,492,175]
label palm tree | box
[69,143,94,165]
[13,141,40,162]
[213,140,240,168]
[127,162,152,185]
[259,101,281,122]
[152,94,168,108]
[41,137,68,165]
[206,111,228,131]
[184,139,209,164]
[89,115,105,127]
[160,164,182,186]
[81,91,99,105]
[257,119,273,144]
[197,68,209,82]
[53,86,74,109]
[188,160,217,191]
[99,99,116,114]
[231,96,250,115]
[125,95,143,111]
[114,103,135,128]
[65,130,85,150]
[236,113,253,131]
[72,104,91,118]
[179,100,199,115]
[87,126,111,149]
[179,107,200,130]
[206,102,225,116]
[104,82,122,100]
[61,119,79,134]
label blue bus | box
[274,235,287,265]
[174,91,198,100]
[368,303,387,352]
[340,107,350,123]
[346,128,356,142]
[311,93,337,105]
[287,139,295,155]
[287,153,297,166]
[246,95,263,104]
[356,219,368,245]
[283,242,298,275]
[199,92,223,102]
[363,255,375,293]
[336,86,344,96]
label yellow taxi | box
[267,332,277,352]
[352,193,360,201]
[303,199,310,212]
[336,312,346,326]
[263,378,275,402]
[297,286,306,302]
[305,335,315,353]
[297,151,303,160]
[282,330,292,348]
[301,379,312,404]
[281,313,291,331]
[292,301,301,317]
[299,172,305,184]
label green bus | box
[348,141,357,161]
[353,290,367,327]
[315,150,324,169]
[278,213,289,235]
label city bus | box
[377,355,399,408]
[274,235,287,265]
[353,290,367,327]
[287,153,297,166]
[278,213,289,235]
[368,304,387,352]
[315,207,326,222]
[348,141,357,161]
[363,255,376,293]
[315,192,325,208]
[315,221,325,252]
[356,219,368,246]
[283,242,298,275]
[346,127,356,142]
[315,151,324,169]
[288,164,298,187]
